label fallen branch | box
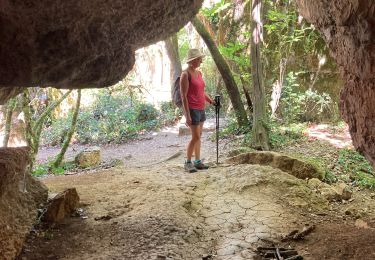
[282,225,315,241]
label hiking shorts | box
[189,109,206,125]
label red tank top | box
[187,71,206,110]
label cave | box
[0,0,374,258]
[0,0,373,167]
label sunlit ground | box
[306,123,353,149]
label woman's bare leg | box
[187,125,201,161]
[193,122,204,161]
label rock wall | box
[0,0,203,100]
[296,0,375,167]
[0,147,48,260]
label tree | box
[22,89,72,170]
[2,98,17,147]
[52,89,82,168]
[250,0,270,150]
[164,34,182,85]
[191,16,249,127]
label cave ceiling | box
[0,0,203,103]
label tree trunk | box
[164,34,182,83]
[2,98,17,147]
[240,76,253,114]
[250,0,270,150]
[191,16,249,127]
[270,58,287,118]
[22,89,72,170]
[52,89,81,168]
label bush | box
[280,72,335,123]
[159,101,180,125]
[42,90,165,145]
[334,149,375,188]
[268,122,307,149]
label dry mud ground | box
[18,122,375,260]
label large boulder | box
[0,0,203,100]
[296,0,375,167]
[0,147,48,260]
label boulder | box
[43,188,80,223]
[0,147,48,260]
[75,146,101,168]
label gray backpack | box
[172,71,191,108]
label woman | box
[180,48,215,173]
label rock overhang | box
[0,0,204,103]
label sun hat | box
[186,48,205,63]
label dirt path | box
[36,120,226,168]
[19,122,375,259]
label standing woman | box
[180,49,215,173]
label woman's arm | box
[180,71,192,126]
[205,93,214,105]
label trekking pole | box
[215,95,221,164]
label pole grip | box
[215,95,221,107]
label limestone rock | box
[307,178,353,201]
[226,151,323,180]
[333,182,352,201]
[43,188,80,223]
[320,187,341,202]
[0,147,48,260]
[227,147,254,157]
[75,146,101,168]
[0,0,203,98]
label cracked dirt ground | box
[19,122,375,259]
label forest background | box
[1,0,374,189]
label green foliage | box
[32,164,50,176]
[201,0,232,25]
[267,122,307,149]
[262,0,341,123]
[159,101,179,125]
[32,160,75,176]
[280,72,334,123]
[222,115,251,137]
[316,148,375,189]
[76,91,159,144]
[334,149,375,188]
[42,89,173,145]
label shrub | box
[280,72,335,123]
[42,90,164,145]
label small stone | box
[333,182,352,200]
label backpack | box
[172,71,191,108]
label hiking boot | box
[184,161,197,173]
[194,160,209,170]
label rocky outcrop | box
[226,151,324,180]
[296,0,375,167]
[0,147,48,260]
[0,0,203,101]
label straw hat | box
[186,48,205,63]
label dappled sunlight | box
[306,123,353,149]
